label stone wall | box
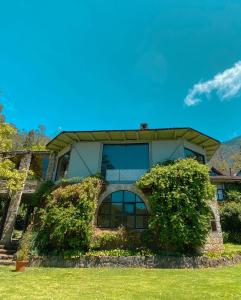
[30,254,241,269]
[203,201,224,253]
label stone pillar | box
[0,153,32,246]
[45,152,56,181]
[203,200,224,253]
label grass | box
[1,265,241,299]
[224,243,241,254]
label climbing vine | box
[136,159,215,252]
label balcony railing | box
[106,169,147,183]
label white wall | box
[67,142,102,178]
[151,139,206,166]
[60,139,207,179]
[151,139,184,165]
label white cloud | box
[184,61,241,106]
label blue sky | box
[1,0,241,141]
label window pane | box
[99,203,110,214]
[111,191,123,202]
[135,195,142,203]
[136,216,148,229]
[184,148,205,164]
[124,204,135,214]
[98,215,110,228]
[126,216,135,228]
[111,203,122,214]
[124,191,135,202]
[97,191,148,229]
[136,203,147,215]
[111,215,123,228]
[101,144,149,175]
[217,190,224,200]
[55,152,70,180]
[103,195,111,203]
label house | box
[210,167,241,201]
[45,127,222,245]
[0,127,224,252]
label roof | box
[210,175,241,183]
[209,167,224,176]
[46,127,220,160]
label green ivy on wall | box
[136,159,215,253]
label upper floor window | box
[55,152,70,181]
[101,144,149,183]
[184,148,205,164]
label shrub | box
[32,180,55,208]
[225,184,241,202]
[92,227,127,250]
[36,177,104,253]
[220,202,241,243]
[16,230,33,261]
[136,158,214,253]
[92,227,143,250]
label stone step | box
[0,259,15,266]
[0,249,16,255]
[0,244,18,250]
[0,254,14,260]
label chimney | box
[140,123,148,130]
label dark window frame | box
[184,147,205,164]
[55,151,71,181]
[97,191,148,229]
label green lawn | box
[1,265,241,300]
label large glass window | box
[184,148,205,164]
[97,191,148,229]
[55,152,70,181]
[101,143,149,182]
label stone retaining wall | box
[29,254,241,269]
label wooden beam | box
[89,132,96,141]
[181,129,191,139]
[106,131,112,141]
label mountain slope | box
[210,136,241,174]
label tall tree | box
[0,104,16,152]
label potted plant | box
[15,231,31,272]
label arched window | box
[97,191,148,229]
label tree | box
[209,151,229,174]
[231,147,241,173]
[0,105,16,152]
[0,105,26,192]
[13,125,50,151]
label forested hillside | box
[210,136,241,174]
[0,104,50,152]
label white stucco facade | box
[52,138,206,181]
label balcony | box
[105,169,147,183]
